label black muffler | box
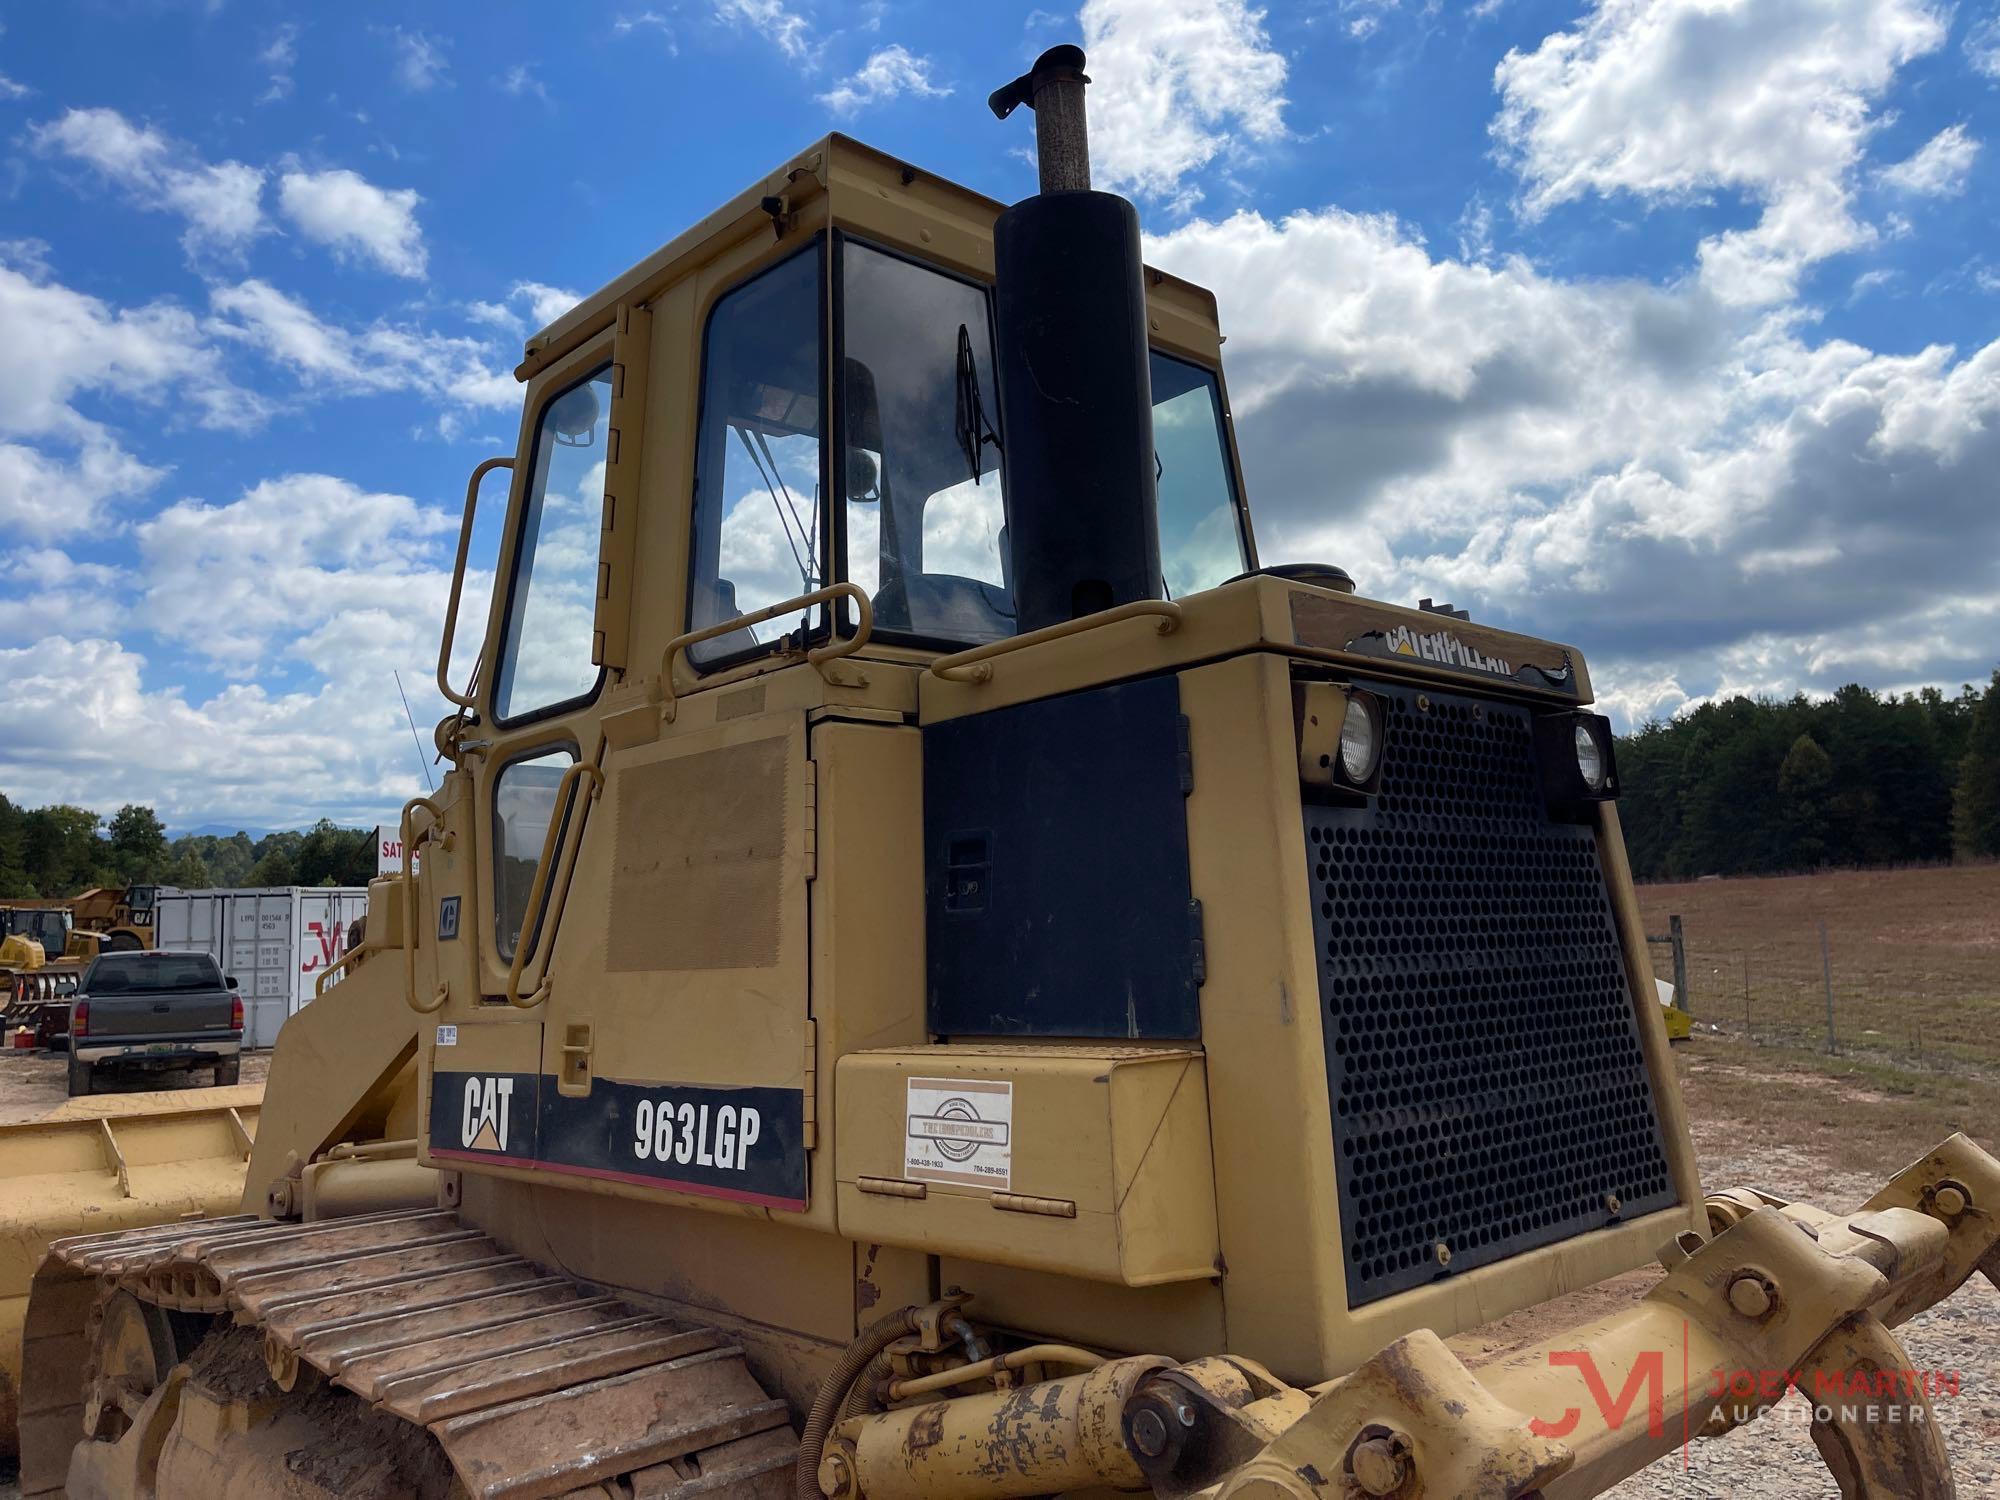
[988,46,1163,633]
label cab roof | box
[516,133,1226,384]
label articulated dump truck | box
[8,46,1996,1500]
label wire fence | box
[1645,911,1996,1074]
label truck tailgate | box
[88,990,235,1038]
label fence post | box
[1670,914,1689,1017]
[1819,921,1836,1055]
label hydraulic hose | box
[797,1306,922,1500]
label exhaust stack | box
[988,46,1163,633]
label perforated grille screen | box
[1306,681,1676,1306]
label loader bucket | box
[0,1083,261,1454]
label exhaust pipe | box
[988,46,1163,633]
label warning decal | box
[904,1076,1013,1190]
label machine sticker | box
[428,1070,807,1209]
[904,1077,1013,1190]
[430,1069,540,1161]
[537,1077,808,1210]
[435,1024,458,1047]
[437,896,460,942]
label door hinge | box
[802,757,820,883]
[1176,714,1195,795]
[1189,899,1207,987]
[802,1017,819,1151]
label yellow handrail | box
[929,599,1184,684]
[656,582,873,716]
[504,760,605,1009]
[436,456,515,709]
[400,796,448,1015]
[313,946,363,999]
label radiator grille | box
[1306,682,1676,1306]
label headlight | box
[1293,683,1386,797]
[1574,722,1606,791]
[1339,694,1380,784]
[1533,711,1618,812]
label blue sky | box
[1,0,1997,829]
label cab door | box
[425,333,620,1168]
[518,239,829,1215]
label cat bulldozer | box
[10,46,1997,1500]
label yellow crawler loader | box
[8,46,1996,1500]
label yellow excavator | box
[6,46,1995,1500]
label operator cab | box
[680,235,1253,668]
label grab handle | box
[436,456,515,708]
[656,582,873,716]
[400,797,449,1015]
[504,760,604,1008]
[929,599,1183,684]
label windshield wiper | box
[954,324,1001,484]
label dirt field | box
[1636,862,2000,1070]
[0,1047,269,1124]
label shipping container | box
[151,887,371,1047]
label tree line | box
[5,668,1999,898]
[1617,670,2000,880]
[0,798,380,898]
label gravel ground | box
[1603,1125,2000,1497]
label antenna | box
[394,670,437,793]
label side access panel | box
[923,675,1202,1040]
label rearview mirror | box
[224,976,239,990]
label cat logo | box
[461,1075,516,1153]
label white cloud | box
[1079,0,1290,205]
[462,281,581,336]
[513,281,579,328]
[277,166,428,278]
[817,45,949,116]
[137,473,454,671]
[259,24,298,103]
[614,10,676,50]
[0,255,258,542]
[0,548,125,644]
[714,0,815,64]
[0,632,446,826]
[1968,12,2000,77]
[1492,0,1948,305]
[1144,203,2000,720]
[30,107,266,258]
[388,27,450,91]
[0,471,486,824]
[499,64,550,104]
[207,279,518,411]
[1879,123,1980,197]
[0,71,29,101]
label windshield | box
[10,911,70,949]
[836,245,1250,643]
[841,240,1013,645]
[85,953,224,994]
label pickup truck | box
[67,950,244,1096]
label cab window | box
[492,744,577,960]
[839,239,1011,645]
[493,365,614,721]
[1150,351,1249,599]
[687,245,826,669]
